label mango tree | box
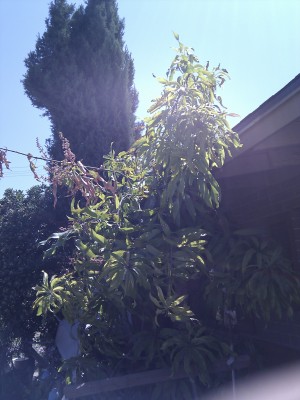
[34,36,300,398]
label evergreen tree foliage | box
[0,186,68,366]
[23,0,138,167]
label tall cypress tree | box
[23,0,138,167]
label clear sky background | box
[0,0,299,196]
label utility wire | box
[0,147,52,163]
[0,147,102,171]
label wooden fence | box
[64,355,250,399]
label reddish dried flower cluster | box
[48,134,116,207]
[59,132,76,163]
[0,149,10,178]
[36,138,49,161]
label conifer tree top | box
[23,0,138,167]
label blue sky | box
[0,0,300,195]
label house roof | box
[217,73,300,178]
[234,73,300,135]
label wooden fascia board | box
[232,88,300,159]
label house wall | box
[219,165,300,267]
[216,75,300,352]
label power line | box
[0,146,102,171]
[0,146,52,163]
